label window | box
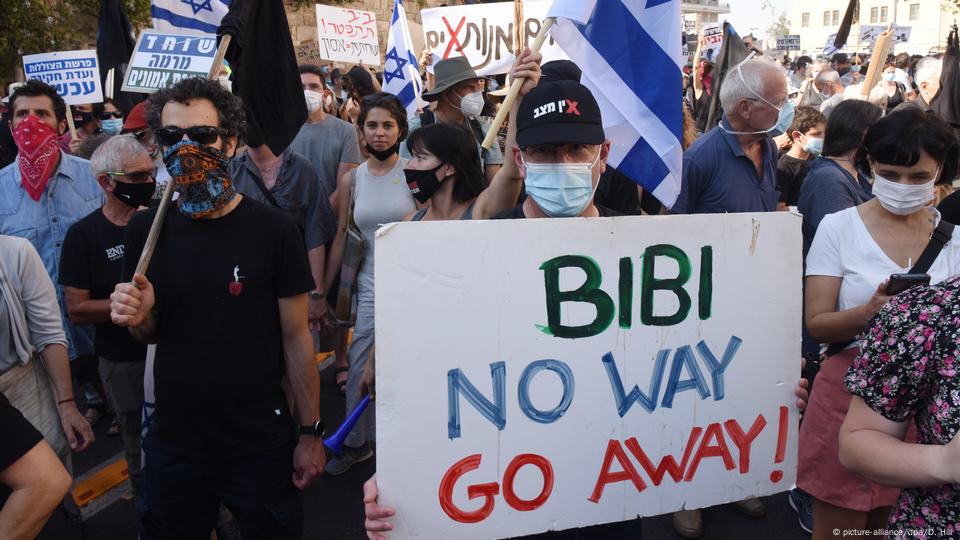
[880,6,888,22]
[832,10,839,25]
[870,7,878,23]
[801,12,810,27]
[910,3,920,20]
[823,10,830,26]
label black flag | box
[96,0,140,112]
[218,0,306,155]
[929,26,960,140]
[704,22,749,132]
[832,0,858,50]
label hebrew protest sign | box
[860,24,912,45]
[23,50,103,105]
[376,213,802,539]
[777,35,801,52]
[314,5,380,66]
[701,24,723,61]
[295,40,325,66]
[420,0,568,76]
[121,30,218,94]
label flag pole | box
[481,17,555,150]
[133,34,233,276]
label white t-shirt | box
[806,206,960,315]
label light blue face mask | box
[101,118,123,135]
[803,136,824,156]
[522,151,601,217]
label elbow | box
[836,430,858,473]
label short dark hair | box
[405,122,484,204]
[786,106,825,141]
[358,92,408,141]
[10,79,66,123]
[894,52,911,70]
[822,100,882,158]
[146,77,245,140]
[298,64,325,80]
[345,66,375,99]
[857,108,959,185]
[795,56,813,70]
[331,69,343,82]
[833,53,849,64]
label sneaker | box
[672,509,702,539]
[789,488,814,534]
[324,442,374,476]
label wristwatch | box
[308,290,323,301]
[299,419,326,439]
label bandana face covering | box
[163,140,236,218]
[14,115,60,201]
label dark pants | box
[142,441,302,540]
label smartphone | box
[886,273,931,296]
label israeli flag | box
[383,0,424,119]
[547,0,683,208]
[151,0,231,34]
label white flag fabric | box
[383,0,424,118]
[547,0,683,208]
[151,0,230,34]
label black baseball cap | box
[516,80,604,147]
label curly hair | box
[146,77,245,140]
[10,79,67,124]
[358,92,408,141]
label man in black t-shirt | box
[776,106,825,209]
[59,134,155,506]
[109,78,326,540]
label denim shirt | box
[0,152,105,359]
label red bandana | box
[14,115,60,202]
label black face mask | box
[366,141,400,161]
[112,180,156,208]
[404,164,444,204]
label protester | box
[839,54,863,86]
[691,35,715,133]
[59,134,153,505]
[73,132,112,161]
[99,98,124,136]
[62,102,103,154]
[340,66,377,125]
[940,187,960,224]
[790,55,813,88]
[0,79,108,429]
[777,106,825,209]
[291,64,363,212]
[110,77,325,538]
[797,67,840,109]
[815,70,845,116]
[0,391,72,540]
[797,100,883,256]
[896,57,941,112]
[400,56,504,185]
[801,108,960,539]
[330,68,347,109]
[673,58,788,216]
[880,64,908,111]
[121,101,172,201]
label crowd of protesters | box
[0,24,959,540]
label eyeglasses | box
[155,125,226,147]
[104,168,157,183]
[100,111,123,120]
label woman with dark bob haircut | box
[801,107,960,539]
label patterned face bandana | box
[13,115,60,201]
[162,140,236,219]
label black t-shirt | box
[938,190,960,225]
[776,153,810,206]
[0,392,44,507]
[594,168,664,216]
[122,197,314,459]
[59,209,147,363]
[494,203,622,220]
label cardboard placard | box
[777,35,801,51]
[314,5,380,66]
[121,30,218,94]
[296,39,325,66]
[860,24,911,45]
[376,213,802,540]
[420,0,568,77]
[23,50,103,105]
[701,24,722,62]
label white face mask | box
[304,90,323,114]
[872,172,937,216]
[454,90,484,117]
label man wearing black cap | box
[400,56,503,185]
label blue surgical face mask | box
[522,151,601,217]
[851,64,862,73]
[882,72,896,82]
[802,135,824,156]
[101,118,123,135]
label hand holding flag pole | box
[481,17,555,150]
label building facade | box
[682,0,732,35]
[789,0,952,57]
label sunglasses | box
[100,111,123,120]
[104,168,157,183]
[155,125,226,147]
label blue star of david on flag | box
[383,0,424,118]
[383,48,408,86]
[152,0,230,34]
[181,0,213,15]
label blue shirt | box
[0,152,105,359]
[797,157,873,258]
[673,121,779,214]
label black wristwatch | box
[299,420,326,439]
[308,290,323,300]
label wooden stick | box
[105,68,115,99]
[64,104,78,140]
[860,24,894,98]
[133,34,233,277]
[481,17,555,150]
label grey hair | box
[719,58,784,113]
[915,57,942,86]
[815,69,840,87]
[89,134,150,179]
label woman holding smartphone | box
[799,108,960,538]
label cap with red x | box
[516,79,604,147]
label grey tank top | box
[411,202,476,221]
[352,159,417,262]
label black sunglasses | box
[100,111,123,120]
[155,126,226,147]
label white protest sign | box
[701,24,722,62]
[314,4,380,66]
[860,24,912,45]
[23,50,103,105]
[376,213,802,540]
[122,30,218,94]
[777,35,801,51]
[421,0,568,77]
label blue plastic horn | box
[323,395,372,455]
